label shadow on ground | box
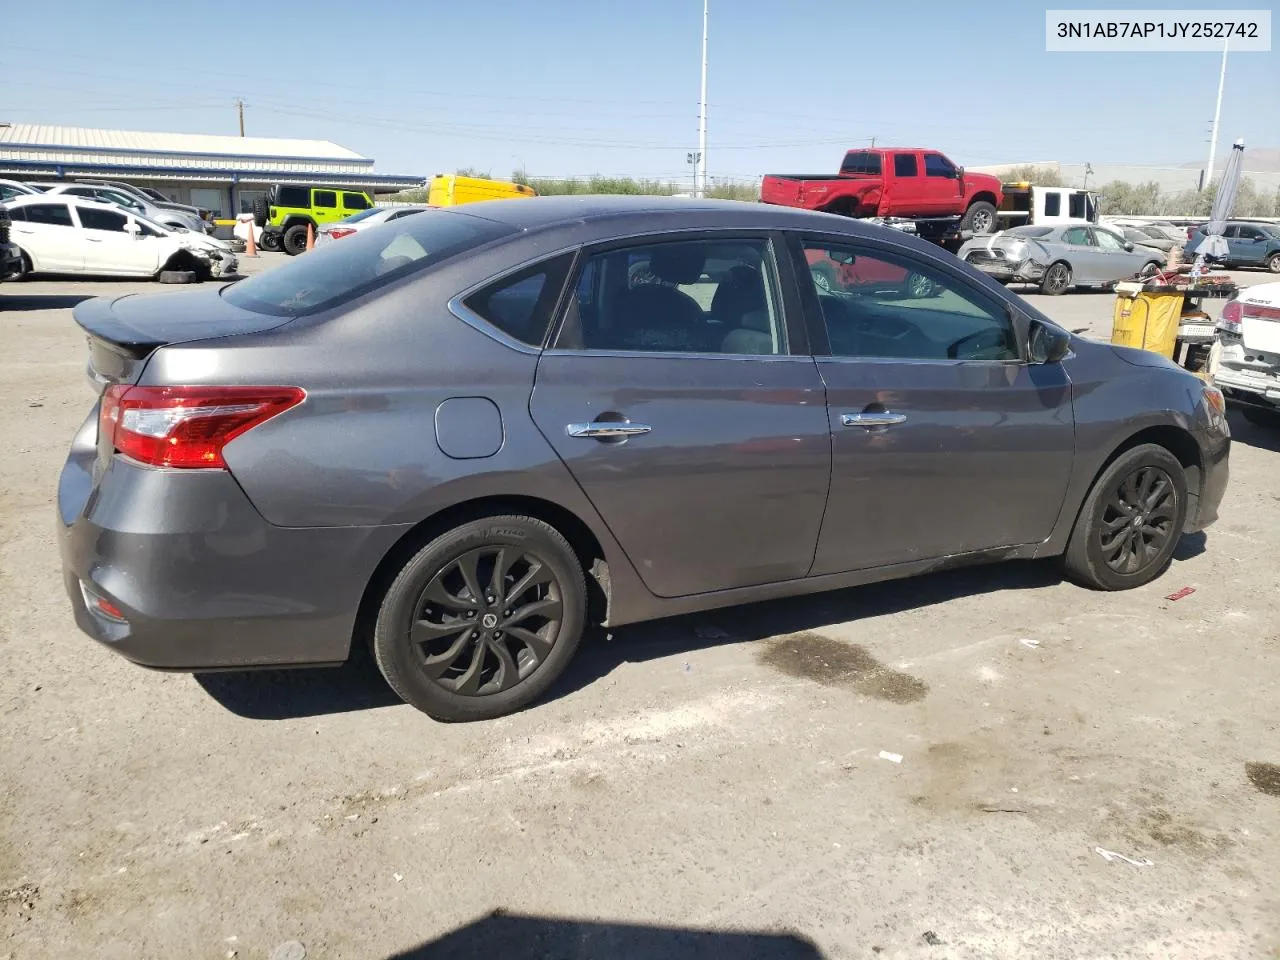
[1227,408,1280,453]
[0,293,96,311]
[384,911,824,959]
[197,532,1210,721]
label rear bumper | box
[964,255,1046,283]
[57,424,409,670]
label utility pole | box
[236,98,246,137]
[870,136,876,148]
[1204,37,1228,189]
[696,0,708,197]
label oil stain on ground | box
[758,632,928,704]
[1245,762,1280,797]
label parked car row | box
[2,194,237,283]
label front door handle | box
[841,411,907,428]
[566,421,652,439]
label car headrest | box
[648,245,706,285]
[740,309,772,334]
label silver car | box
[958,224,1166,295]
[314,205,430,246]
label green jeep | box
[254,184,374,255]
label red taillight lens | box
[328,227,356,239]
[99,385,305,469]
[1217,299,1242,336]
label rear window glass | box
[1005,226,1053,238]
[840,152,882,176]
[341,207,387,223]
[223,210,517,317]
[275,186,310,207]
[461,253,574,347]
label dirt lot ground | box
[1,255,1278,960]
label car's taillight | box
[1217,299,1242,338]
[99,385,305,469]
[328,227,356,239]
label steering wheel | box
[947,327,1010,360]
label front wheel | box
[372,516,588,721]
[1061,444,1188,591]
[1039,261,1072,295]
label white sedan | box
[315,205,430,246]
[3,195,237,281]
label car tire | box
[372,515,588,722]
[157,270,198,284]
[1061,443,1188,591]
[961,200,998,235]
[9,251,31,281]
[260,231,283,253]
[282,224,310,256]
[252,197,268,229]
[1267,252,1280,274]
[1139,261,1162,278]
[1241,405,1280,428]
[1039,261,1072,295]
[904,272,937,298]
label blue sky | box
[2,0,1274,186]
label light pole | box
[1204,37,1229,190]
[696,0,708,197]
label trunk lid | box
[1241,304,1280,354]
[73,287,296,391]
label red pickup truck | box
[760,148,1004,234]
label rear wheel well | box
[281,216,316,231]
[352,496,610,658]
[822,198,860,218]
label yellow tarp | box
[1111,291,1182,358]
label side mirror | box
[954,166,964,179]
[1123,241,1134,251]
[124,220,141,238]
[1029,320,1071,364]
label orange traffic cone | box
[244,219,258,258]
[305,222,315,252]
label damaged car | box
[1210,281,1280,428]
[958,224,1164,296]
[3,195,236,283]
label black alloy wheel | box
[373,515,587,721]
[1061,443,1188,590]
[411,546,564,696]
[1096,465,1178,575]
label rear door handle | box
[841,411,907,428]
[567,421,652,439]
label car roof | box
[6,193,126,209]
[447,194,882,235]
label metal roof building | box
[0,123,423,218]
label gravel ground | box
[1,255,1278,960]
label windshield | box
[223,210,517,316]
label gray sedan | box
[58,197,1229,721]
[958,224,1166,295]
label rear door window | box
[25,203,74,227]
[313,190,337,209]
[893,153,919,177]
[461,253,575,348]
[1062,227,1093,246]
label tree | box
[1001,164,1065,187]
